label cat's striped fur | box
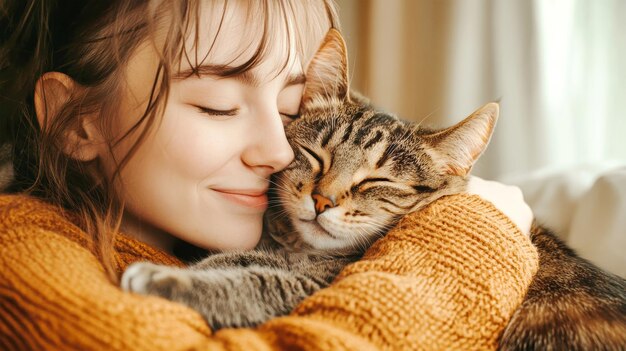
[123,29,626,350]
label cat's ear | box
[423,102,499,176]
[302,28,350,107]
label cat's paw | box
[120,262,192,298]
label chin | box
[198,220,263,251]
[208,233,261,251]
[295,220,351,251]
[231,228,263,250]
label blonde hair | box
[0,0,339,282]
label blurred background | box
[336,0,626,277]
[336,0,625,180]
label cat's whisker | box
[345,226,371,253]
[384,129,414,158]
[351,216,389,230]
[355,232,371,253]
[266,175,302,194]
[248,173,294,195]
[265,201,285,208]
[267,209,291,219]
[265,206,287,213]
[414,106,439,130]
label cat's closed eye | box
[360,177,392,184]
[298,145,326,177]
[412,184,436,193]
[351,177,393,192]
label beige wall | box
[336,0,454,124]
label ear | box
[34,72,102,162]
[423,102,499,176]
[302,28,350,107]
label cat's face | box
[272,102,462,252]
[266,29,498,253]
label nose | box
[312,193,336,214]
[242,110,295,175]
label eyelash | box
[351,177,393,192]
[281,113,299,120]
[360,177,392,185]
[352,178,393,189]
[195,106,238,118]
[280,113,300,126]
[196,106,299,124]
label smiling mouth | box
[212,188,268,197]
[212,189,268,210]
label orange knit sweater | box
[0,194,538,350]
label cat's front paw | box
[121,262,192,299]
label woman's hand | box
[466,176,533,236]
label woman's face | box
[101,6,307,252]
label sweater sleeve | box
[0,194,538,351]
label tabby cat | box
[122,29,626,350]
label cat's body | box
[125,248,353,329]
[499,226,626,350]
[122,29,626,349]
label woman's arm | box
[0,223,213,350]
[0,194,537,351]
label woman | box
[0,0,537,350]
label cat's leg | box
[120,262,327,329]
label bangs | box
[169,0,337,80]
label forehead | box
[177,1,310,83]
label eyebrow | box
[174,64,306,88]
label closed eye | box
[195,106,239,119]
[359,177,392,185]
[351,177,394,193]
[280,113,300,126]
[412,184,437,193]
[299,145,324,179]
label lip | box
[212,188,269,210]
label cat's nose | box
[312,193,336,214]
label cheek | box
[158,118,216,176]
[151,105,238,179]
[273,172,318,225]
[293,194,316,221]
[342,195,381,222]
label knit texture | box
[0,194,538,350]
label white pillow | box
[503,162,626,278]
[568,168,626,278]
